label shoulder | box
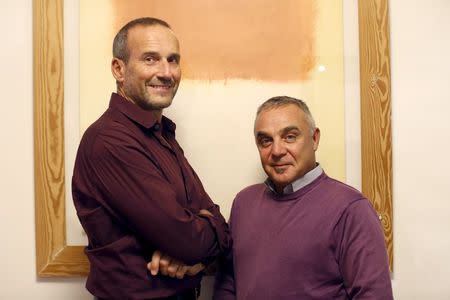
[236,183,267,200]
[231,183,267,210]
[339,198,379,226]
[318,175,366,205]
[317,178,382,239]
[319,177,380,229]
[78,110,139,157]
[304,174,372,223]
[83,108,130,139]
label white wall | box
[1,0,450,299]
[390,1,450,299]
[1,0,91,299]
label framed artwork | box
[74,0,347,238]
[34,0,392,276]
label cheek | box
[289,146,305,162]
[173,71,182,82]
[293,147,314,163]
[258,150,270,165]
[132,66,153,79]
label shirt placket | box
[152,125,192,205]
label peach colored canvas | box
[112,0,316,81]
[78,0,346,224]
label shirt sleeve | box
[334,200,393,299]
[188,167,231,261]
[80,129,230,265]
[213,250,236,300]
[213,200,237,300]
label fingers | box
[175,265,189,279]
[162,256,189,278]
[186,263,205,276]
[148,251,179,277]
[148,250,162,276]
[148,250,203,279]
[198,209,213,217]
[159,254,172,276]
[167,258,181,277]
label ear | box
[312,127,320,151]
[111,57,126,83]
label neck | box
[151,110,163,123]
[116,89,163,123]
[275,185,285,194]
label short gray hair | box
[256,96,316,135]
[113,17,171,63]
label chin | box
[155,95,174,105]
[143,98,173,110]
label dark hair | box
[256,96,316,135]
[113,17,171,63]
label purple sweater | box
[214,172,393,299]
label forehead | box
[127,24,179,55]
[255,105,308,132]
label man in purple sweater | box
[214,96,393,299]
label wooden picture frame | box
[34,0,392,276]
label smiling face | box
[112,24,181,113]
[254,104,320,193]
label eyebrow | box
[141,51,159,57]
[255,126,300,138]
[141,51,180,60]
[255,131,270,138]
[281,126,300,134]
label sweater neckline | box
[266,171,327,202]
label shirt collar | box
[109,93,176,133]
[264,164,323,195]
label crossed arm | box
[79,131,231,277]
[83,132,231,261]
[147,209,214,279]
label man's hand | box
[198,209,213,217]
[148,250,205,279]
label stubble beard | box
[124,83,176,111]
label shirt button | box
[153,123,160,131]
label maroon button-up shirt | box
[72,93,231,299]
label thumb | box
[149,250,162,276]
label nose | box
[271,139,287,158]
[156,59,171,78]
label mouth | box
[147,84,173,90]
[272,164,290,174]
[146,83,175,96]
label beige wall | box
[2,0,450,299]
[1,0,91,299]
[389,0,450,298]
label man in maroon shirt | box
[72,17,230,300]
[214,96,393,299]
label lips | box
[148,84,172,89]
[146,83,174,95]
[272,163,290,167]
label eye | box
[258,137,272,148]
[144,56,158,64]
[285,134,297,143]
[168,55,180,65]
